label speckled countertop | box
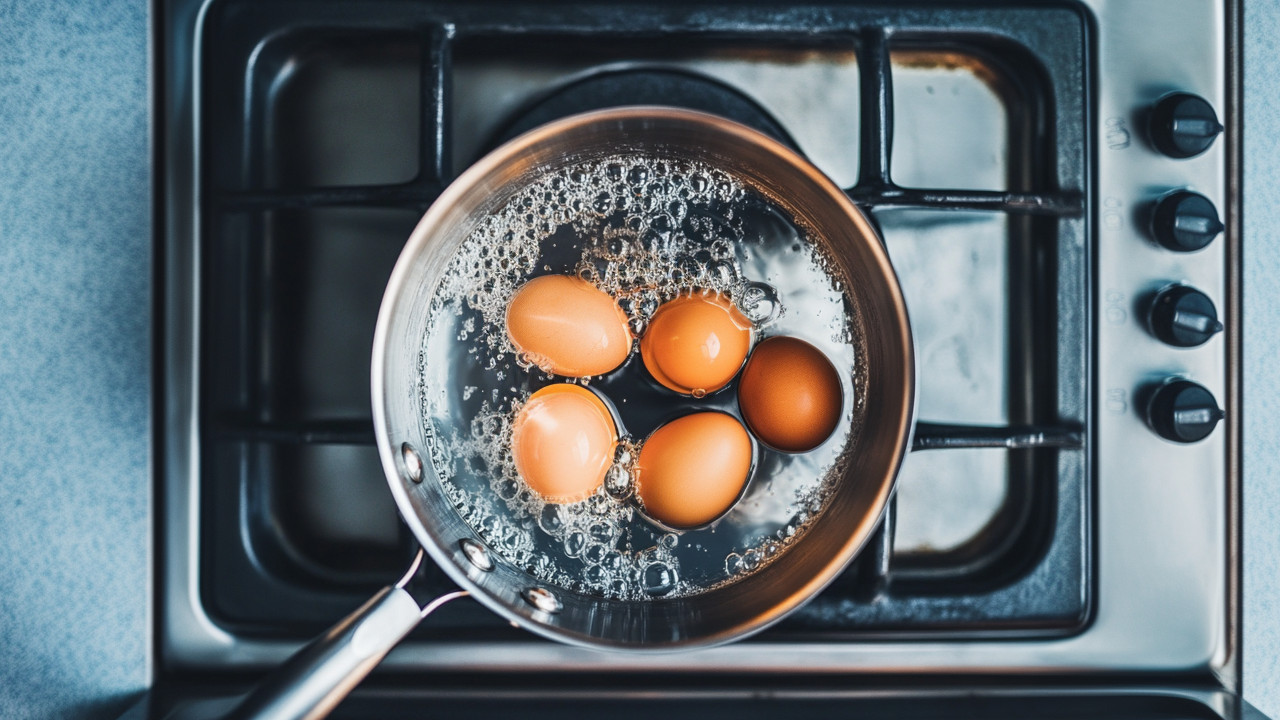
[0,2,1275,719]
[0,2,149,719]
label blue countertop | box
[0,2,149,719]
[0,2,1275,719]
[1241,2,1280,713]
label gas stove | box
[155,0,1241,714]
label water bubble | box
[667,200,687,222]
[538,505,564,535]
[584,544,607,565]
[725,553,744,575]
[642,562,678,597]
[495,479,519,500]
[709,260,739,288]
[564,531,587,557]
[626,564,644,584]
[604,466,633,501]
[691,388,707,399]
[613,444,633,465]
[738,281,781,326]
[660,533,678,549]
[586,494,611,516]
[588,522,617,544]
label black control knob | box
[1146,379,1224,443]
[1147,285,1223,347]
[1148,92,1223,158]
[1151,190,1223,252]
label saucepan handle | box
[225,551,467,720]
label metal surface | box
[1092,0,1235,689]
[143,686,1256,720]
[155,0,1236,688]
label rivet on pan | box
[460,539,493,572]
[522,587,562,614]
[401,443,423,483]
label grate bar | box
[213,418,376,445]
[215,183,440,211]
[845,187,1084,216]
[912,422,1084,451]
[422,25,453,182]
[856,27,894,189]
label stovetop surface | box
[159,0,1236,685]
[193,0,1088,642]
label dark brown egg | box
[737,336,842,453]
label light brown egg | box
[737,336,842,453]
[505,275,632,378]
[636,412,753,529]
[511,384,618,503]
[640,291,752,396]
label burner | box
[486,68,800,152]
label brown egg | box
[511,384,618,503]
[640,291,753,396]
[737,336,842,453]
[505,275,632,378]
[636,412,753,529]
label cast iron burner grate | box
[197,2,1090,642]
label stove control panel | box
[1098,3,1228,494]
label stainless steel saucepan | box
[226,107,914,720]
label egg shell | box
[636,412,753,529]
[511,384,618,503]
[505,275,632,378]
[737,336,843,453]
[640,291,753,396]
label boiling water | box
[417,155,864,600]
